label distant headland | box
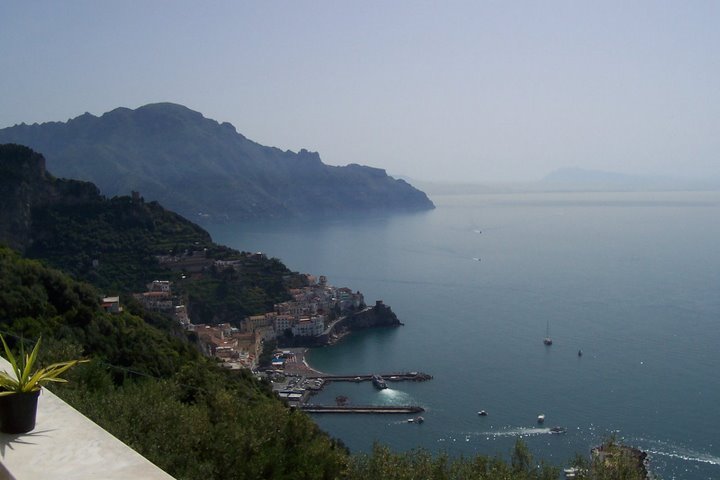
[0,103,435,223]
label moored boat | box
[372,374,388,389]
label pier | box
[299,405,425,414]
[307,372,433,382]
[271,364,433,415]
[295,372,431,414]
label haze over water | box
[209,191,720,480]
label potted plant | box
[0,334,87,434]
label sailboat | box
[543,320,553,346]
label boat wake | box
[436,426,567,445]
[635,438,720,467]
[481,427,556,438]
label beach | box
[282,348,325,376]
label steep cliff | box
[0,144,99,252]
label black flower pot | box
[0,389,41,434]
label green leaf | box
[0,335,20,382]
[20,337,42,389]
[0,334,87,393]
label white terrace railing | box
[0,357,174,480]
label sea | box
[208,190,720,480]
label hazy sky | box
[1,1,719,182]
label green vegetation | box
[26,194,212,292]
[182,257,291,323]
[570,437,649,480]
[58,366,349,480]
[27,193,294,322]
[347,441,559,480]
[0,245,198,378]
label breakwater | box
[307,372,433,382]
[297,372,432,414]
[300,405,425,414]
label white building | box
[292,315,325,337]
[274,314,294,334]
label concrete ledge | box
[0,358,174,480]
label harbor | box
[272,371,431,413]
[268,349,431,414]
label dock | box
[299,405,425,414]
[307,372,433,382]
[271,369,433,415]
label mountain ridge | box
[0,103,434,222]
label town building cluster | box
[129,273,365,370]
[189,323,261,369]
[133,280,173,309]
[253,275,365,338]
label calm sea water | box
[209,191,720,480]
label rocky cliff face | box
[0,103,435,223]
[277,301,403,348]
[0,144,100,252]
[0,144,44,251]
[343,301,403,330]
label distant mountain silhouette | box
[0,103,434,222]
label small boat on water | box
[537,414,545,424]
[544,320,553,346]
[578,349,583,357]
[549,426,567,434]
[563,467,580,479]
[416,416,424,424]
[372,374,388,390]
[478,410,488,416]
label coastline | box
[283,348,326,376]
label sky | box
[1,1,719,183]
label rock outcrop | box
[342,301,403,331]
